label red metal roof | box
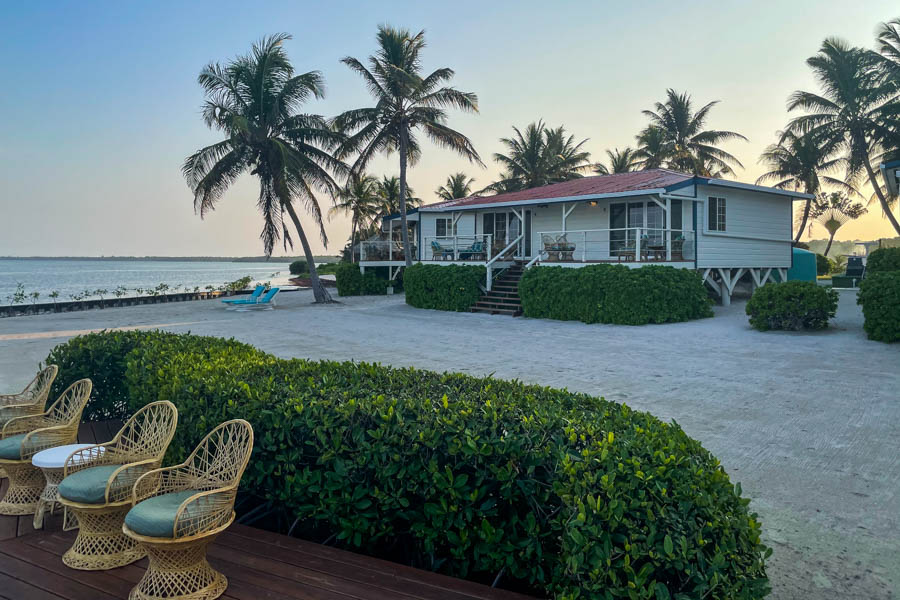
[422,169,694,210]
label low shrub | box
[519,264,713,325]
[404,263,486,311]
[44,330,769,599]
[857,271,900,342]
[865,247,900,273]
[745,281,838,331]
[289,260,308,275]
[335,263,392,296]
[815,253,831,276]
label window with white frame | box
[708,197,726,231]
[435,217,456,238]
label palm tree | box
[183,34,345,303]
[335,26,483,267]
[330,174,381,263]
[787,38,900,235]
[492,121,591,190]
[594,147,639,175]
[876,18,900,79]
[376,175,420,220]
[641,89,747,176]
[543,125,592,181]
[633,125,669,170]
[810,192,867,256]
[436,172,475,200]
[757,130,855,243]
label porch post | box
[562,203,567,232]
[635,228,642,263]
[665,197,672,261]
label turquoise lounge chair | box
[235,287,279,311]
[221,285,264,306]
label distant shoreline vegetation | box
[0,255,341,263]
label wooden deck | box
[0,525,536,600]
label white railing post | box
[582,231,587,262]
[667,228,672,262]
[454,236,458,261]
[636,229,642,263]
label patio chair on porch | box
[556,234,576,261]
[431,240,454,260]
[58,401,179,570]
[458,240,486,261]
[123,419,254,600]
[0,378,92,515]
[671,234,685,260]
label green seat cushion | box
[125,490,226,538]
[0,434,27,460]
[58,465,124,504]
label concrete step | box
[471,306,520,316]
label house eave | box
[418,188,669,212]
[702,178,815,200]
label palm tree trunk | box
[863,157,900,235]
[350,215,358,264]
[794,198,812,244]
[398,125,413,267]
[282,201,334,303]
[824,234,835,257]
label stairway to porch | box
[470,262,524,316]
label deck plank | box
[0,525,538,600]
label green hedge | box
[335,263,392,296]
[865,247,900,273]
[815,254,831,276]
[289,260,308,275]
[519,264,713,325]
[43,330,769,599]
[404,263,486,312]
[857,272,900,342]
[745,281,838,331]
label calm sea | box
[0,259,294,306]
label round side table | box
[31,444,103,530]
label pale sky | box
[1,0,898,257]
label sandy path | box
[0,289,897,599]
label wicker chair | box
[0,365,58,424]
[58,401,178,570]
[123,420,254,600]
[0,378,91,515]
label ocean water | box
[0,259,294,306]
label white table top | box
[32,443,103,468]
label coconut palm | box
[757,130,855,243]
[492,121,591,190]
[330,174,381,263]
[335,26,482,267]
[376,175,420,220]
[810,192,867,256]
[183,34,345,303]
[436,172,475,200]
[633,126,669,170]
[877,18,900,79]
[641,89,747,176]
[787,38,900,235]
[543,125,592,181]
[594,147,639,175]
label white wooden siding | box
[694,185,792,268]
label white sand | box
[0,289,897,599]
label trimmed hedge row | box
[519,264,713,325]
[745,281,838,331]
[404,263,486,312]
[335,263,392,296]
[865,247,900,274]
[44,330,769,599]
[857,271,900,342]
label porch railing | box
[422,235,494,262]
[359,240,417,262]
[536,228,695,263]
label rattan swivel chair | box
[0,378,91,515]
[59,401,178,570]
[123,419,254,600]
